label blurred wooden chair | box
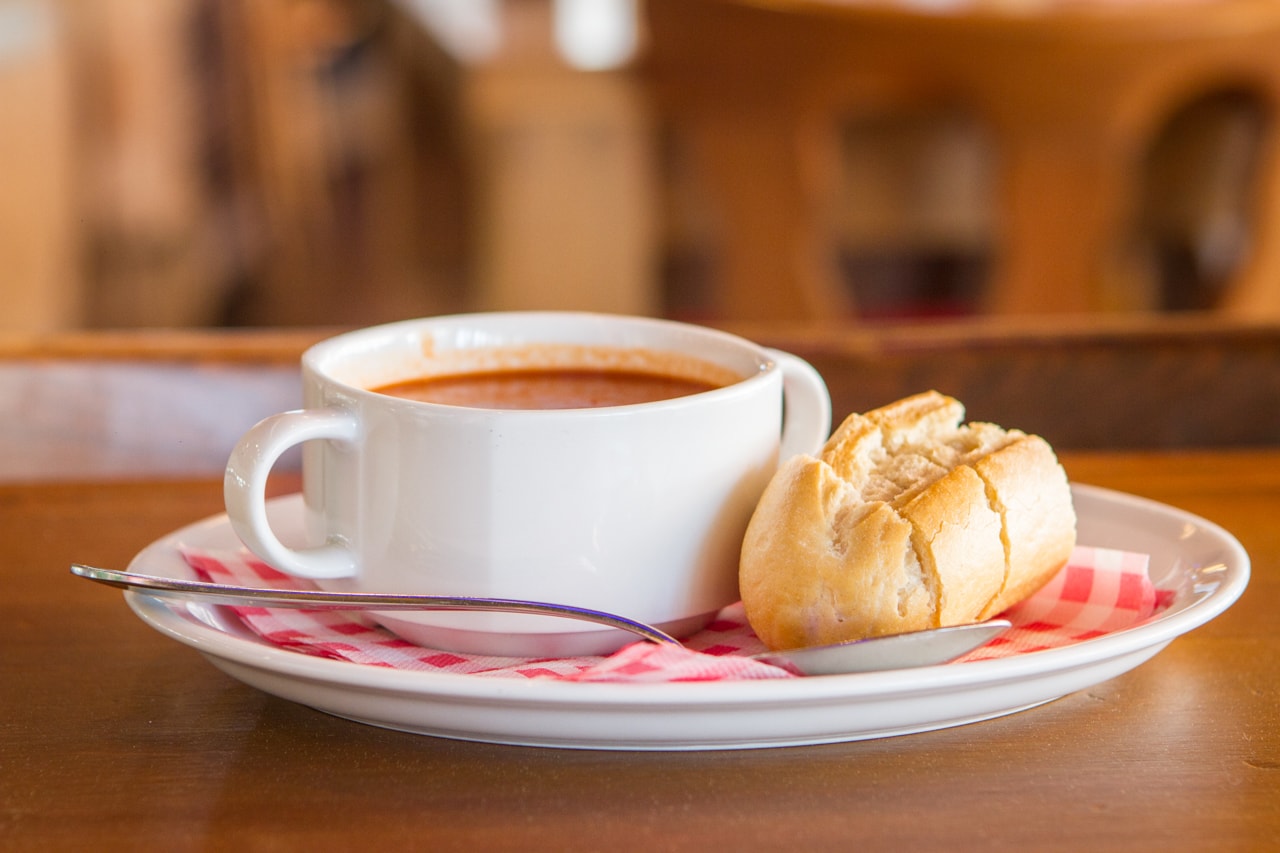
[33,0,472,331]
[643,0,1280,323]
[202,0,472,327]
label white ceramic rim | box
[299,311,779,414]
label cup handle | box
[770,348,832,460]
[224,409,360,580]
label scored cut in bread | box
[739,391,1077,651]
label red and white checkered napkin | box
[178,544,1170,683]
[954,545,1174,663]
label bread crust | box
[740,391,1077,650]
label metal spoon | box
[71,564,1010,675]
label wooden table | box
[3,325,1279,850]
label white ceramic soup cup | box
[224,312,831,656]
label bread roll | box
[739,391,1076,650]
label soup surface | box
[374,368,723,409]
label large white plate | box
[123,484,1248,750]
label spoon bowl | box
[71,564,1009,675]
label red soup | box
[373,368,724,410]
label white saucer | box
[123,484,1249,750]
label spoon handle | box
[70,564,681,646]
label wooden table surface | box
[5,456,1277,850]
[3,325,1279,850]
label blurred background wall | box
[0,0,1272,331]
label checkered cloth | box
[177,544,1170,682]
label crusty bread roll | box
[739,390,1076,650]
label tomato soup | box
[373,368,723,410]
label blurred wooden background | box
[5,313,1277,486]
[4,0,1280,331]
